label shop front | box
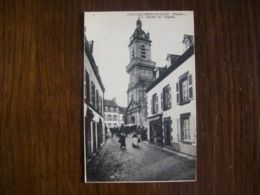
[148,114,163,145]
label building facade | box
[104,98,125,129]
[125,19,156,127]
[146,35,196,156]
[84,33,105,169]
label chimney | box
[88,40,94,54]
[112,97,116,103]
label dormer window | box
[182,35,194,52]
[184,38,191,50]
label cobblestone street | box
[87,132,196,182]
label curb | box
[143,141,196,161]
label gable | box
[125,99,140,113]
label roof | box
[119,107,126,114]
[129,19,151,47]
[104,99,118,107]
[145,44,194,92]
[166,54,181,63]
[182,34,194,43]
[125,98,140,113]
[84,35,105,92]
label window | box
[97,94,102,113]
[189,75,193,98]
[91,82,95,107]
[84,69,86,98]
[113,107,117,112]
[162,85,171,110]
[151,94,158,114]
[100,96,103,114]
[177,72,193,105]
[114,123,117,127]
[113,115,117,121]
[105,106,108,112]
[85,70,90,102]
[131,48,135,60]
[141,45,146,59]
[180,113,191,142]
[108,115,111,121]
[96,90,99,111]
[182,79,189,101]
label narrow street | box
[87,132,195,182]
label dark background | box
[0,0,259,194]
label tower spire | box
[136,18,142,29]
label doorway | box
[164,117,171,146]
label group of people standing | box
[110,125,141,149]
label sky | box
[84,11,194,107]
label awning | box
[124,124,137,127]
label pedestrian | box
[132,133,140,148]
[119,131,126,149]
[110,128,114,137]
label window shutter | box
[90,82,92,105]
[189,74,192,85]
[86,72,89,102]
[190,115,196,143]
[189,74,193,99]
[156,95,158,113]
[177,118,180,142]
[169,86,171,108]
[84,83,86,98]
[96,90,99,111]
[189,87,193,99]
[151,98,153,114]
[95,90,98,109]
[161,92,164,111]
[176,83,179,104]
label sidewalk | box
[143,140,196,161]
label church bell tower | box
[125,18,156,127]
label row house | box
[104,98,126,128]
[84,32,105,172]
[145,35,196,156]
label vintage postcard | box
[83,11,196,183]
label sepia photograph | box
[83,11,196,183]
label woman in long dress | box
[132,133,139,148]
[120,132,126,148]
